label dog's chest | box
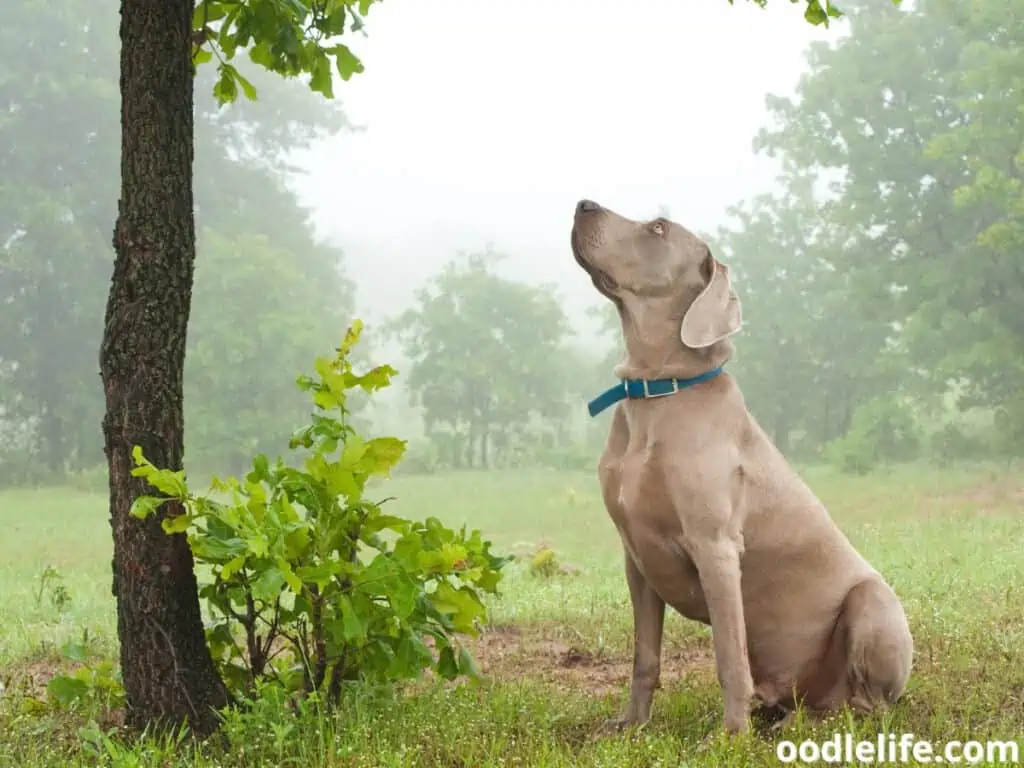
[598,446,710,621]
[601,447,668,525]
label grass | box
[1,462,1023,766]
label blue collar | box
[586,367,724,417]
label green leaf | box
[233,68,258,100]
[130,495,165,520]
[312,388,340,410]
[361,437,406,476]
[245,534,270,558]
[436,644,459,680]
[352,364,398,392]
[387,576,417,620]
[193,48,213,67]
[331,44,364,82]
[361,514,410,536]
[47,676,89,708]
[251,453,271,481]
[339,434,367,468]
[130,444,150,469]
[804,0,828,25]
[60,642,88,663]
[457,645,481,679]
[430,581,486,634]
[132,460,188,497]
[251,567,286,602]
[275,557,303,594]
[339,595,365,641]
[219,554,247,581]
[310,51,334,98]
[248,42,276,70]
[297,560,341,589]
[339,321,364,355]
[391,631,432,678]
[161,512,192,535]
[353,553,398,589]
[192,0,228,26]
[213,65,239,105]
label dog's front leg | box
[621,551,666,725]
[691,540,754,733]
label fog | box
[294,0,828,329]
[2,0,1021,483]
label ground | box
[1,463,1023,766]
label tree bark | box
[99,0,229,735]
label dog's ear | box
[680,254,742,349]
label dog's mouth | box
[571,229,619,296]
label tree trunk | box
[40,404,65,477]
[465,421,476,469]
[449,429,462,469]
[99,0,229,735]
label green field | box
[2,464,1023,766]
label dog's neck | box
[611,293,733,380]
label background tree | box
[186,230,354,474]
[0,0,356,486]
[711,172,901,457]
[726,0,1021,464]
[390,250,574,469]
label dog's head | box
[570,200,742,349]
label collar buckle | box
[642,378,679,398]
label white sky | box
[293,0,840,333]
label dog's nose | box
[576,199,601,215]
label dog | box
[570,199,913,733]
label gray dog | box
[571,199,913,733]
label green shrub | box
[46,636,125,713]
[824,431,877,475]
[528,546,560,579]
[825,396,921,475]
[993,397,1024,461]
[130,320,511,706]
[929,422,981,466]
[394,439,440,475]
[67,464,109,493]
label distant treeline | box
[2,0,1021,486]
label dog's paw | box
[769,711,799,733]
[592,715,646,739]
[723,712,751,735]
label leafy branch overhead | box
[733,0,901,26]
[190,0,906,106]
[192,0,377,104]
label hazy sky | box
[293,0,839,332]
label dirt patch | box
[933,482,1024,516]
[464,625,714,697]
[1,653,77,700]
[3,628,713,707]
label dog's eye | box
[652,221,666,236]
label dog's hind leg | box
[810,576,913,714]
[843,576,914,711]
